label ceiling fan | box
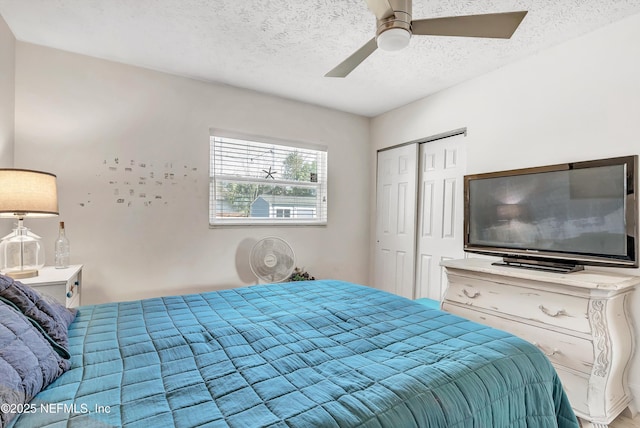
[325,0,528,78]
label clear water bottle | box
[54,221,70,269]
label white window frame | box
[209,130,328,227]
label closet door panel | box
[374,144,418,297]
[415,134,467,301]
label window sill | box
[209,219,327,228]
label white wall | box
[12,42,371,304]
[370,12,640,412]
[0,14,14,166]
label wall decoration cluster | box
[80,157,199,208]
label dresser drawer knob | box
[532,342,561,357]
[538,305,567,318]
[462,289,480,299]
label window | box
[210,131,328,226]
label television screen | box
[464,156,638,269]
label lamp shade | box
[0,169,59,218]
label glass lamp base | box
[1,225,45,279]
[5,269,39,279]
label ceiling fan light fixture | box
[376,27,411,51]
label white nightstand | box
[20,264,83,308]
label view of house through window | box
[210,132,328,226]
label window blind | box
[210,134,328,226]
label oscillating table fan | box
[249,237,296,283]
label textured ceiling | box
[1,0,640,117]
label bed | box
[2,278,578,428]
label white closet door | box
[415,134,467,301]
[374,144,418,298]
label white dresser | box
[441,258,639,428]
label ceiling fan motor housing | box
[376,0,412,37]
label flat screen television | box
[464,155,638,272]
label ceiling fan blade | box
[325,38,378,78]
[364,0,396,20]
[412,11,528,39]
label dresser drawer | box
[446,273,590,333]
[444,303,594,373]
[554,367,589,417]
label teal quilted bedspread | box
[12,280,578,427]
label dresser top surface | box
[442,258,640,290]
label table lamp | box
[0,169,59,279]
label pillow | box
[0,302,69,427]
[0,275,77,351]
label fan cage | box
[250,237,296,283]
